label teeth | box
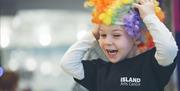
[105,49,118,58]
[106,49,118,53]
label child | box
[61,0,179,91]
[0,70,19,91]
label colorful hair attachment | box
[84,0,165,25]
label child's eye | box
[100,34,106,38]
[113,35,121,37]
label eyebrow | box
[98,26,124,32]
[112,28,123,32]
[112,29,120,31]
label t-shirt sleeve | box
[74,60,98,91]
[149,48,178,87]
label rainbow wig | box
[84,0,165,50]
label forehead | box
[99,24,124,32]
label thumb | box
[133,3,141,9]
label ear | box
[133,38,141,45]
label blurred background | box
[0,0,179,91]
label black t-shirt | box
[74,48,177,91]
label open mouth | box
[106,49,118,58]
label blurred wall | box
[172,0,180,90]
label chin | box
[108,56,125,63]
[108,58,120,63]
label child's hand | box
[92,28,100,40]
[133,0,155,19]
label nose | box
[104,36,113,46]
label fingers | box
[139,0,145,4]
[147,0,153,2]
[133,3,141,9]
[149,0,154,2]
[139,0,152,4]
[134,0,153,9]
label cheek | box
[117,37,133,48]
[98,39,104,48]
[124,40,134,50]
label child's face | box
[98,24,138,63]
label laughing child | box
[60,0,179,91]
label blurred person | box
[0,70,19,91]
[0,67,4,77]
[61,0,179,91]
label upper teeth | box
[107,49,118,53]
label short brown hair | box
[0,71,19,91]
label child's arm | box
[143,14,178,66]
[134,0,178,66]
[60,32,96,80]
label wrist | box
[143,14,159,23]
[142,12,155,20]
[92,30,99,40]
